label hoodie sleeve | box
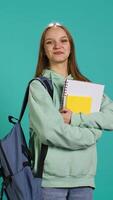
[71,94,113,131]
[28,80,102,151]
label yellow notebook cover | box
[66,95,92,114]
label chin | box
[53,57,68,63]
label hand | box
[59,108,72,124]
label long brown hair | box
[35,23,89,81]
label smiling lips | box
[53,51,64,55]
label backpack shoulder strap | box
[8,77,53,124]
[19,76,53,122]
[36,77,53,99]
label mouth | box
[53,51,64,55]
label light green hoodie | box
[28,69,113,188]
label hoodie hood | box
[42,69,73,86]
[42,69,73,109]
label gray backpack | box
[0,77,53,200]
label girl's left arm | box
[71,94,113,131]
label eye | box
[45,41,53,45]
[61,39,68,43]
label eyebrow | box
[45,36,68,41]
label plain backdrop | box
[0,0,113,199]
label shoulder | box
[30,79,45,91]
[29,78,52,100]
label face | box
[44,26,71,66]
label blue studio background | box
[0,0,113,199]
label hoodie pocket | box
[69,145,97,177]
[43,146,70,177]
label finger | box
[60,108,69,113]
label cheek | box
[66,45,71,56]
[44,48,52,58]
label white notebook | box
[62,79,104,114]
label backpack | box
[0,77,53,200]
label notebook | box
[61,79,104,114]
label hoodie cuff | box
[71,113,82,126]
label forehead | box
[45,26,68,39]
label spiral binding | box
[63,79,68,96]
[61,79,68,109]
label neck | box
[50,62,68,78]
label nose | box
[53,41,61,49]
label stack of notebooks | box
[61,79,104,114]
